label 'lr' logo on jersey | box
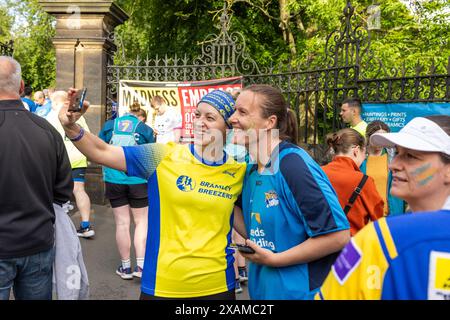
[176,176,196,192]
[265,191,279,208]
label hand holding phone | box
[68,88,87,112]
[228,243,255,254]
[237,244,256,254]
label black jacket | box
[0,100,73,259]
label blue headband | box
[197,90,236,128]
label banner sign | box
[119,77,243,137]
[362,102,449,132]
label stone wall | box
[39,0,128,204]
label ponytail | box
[283,109,298,144]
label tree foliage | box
[0,0,448,90]
[113,0,449,76]
[1,0,55,90]
[0,6,12,43]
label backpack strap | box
[343,174,369,215]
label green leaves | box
[2,0,55,90]
[1,0,448,91]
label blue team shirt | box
[34,100,52,117]
[381,210,450,299]
[240,141,349,300]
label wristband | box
[67,126,85,142]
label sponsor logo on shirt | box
[198,181,233,199]
[249,214,276,251]
[176,175,196,192]
[222,170,237,178]
[332,238,362,285]
[251,212,262,224]
[264,191,279,208]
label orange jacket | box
[322,156,384,236]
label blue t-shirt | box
[240,141,349,300]
[21,97,37,113]
[99,114,155,184]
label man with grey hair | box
[0,56,73,300]
[35,89,52,118]
[34,90,45,106]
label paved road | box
[71,204,250,300]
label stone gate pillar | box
[39,0,128,204]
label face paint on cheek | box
[410,163,439,187]
[246,120,256,133]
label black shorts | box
[72,168,87,183]
[105,182,148,208]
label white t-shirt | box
[154,107,182,144]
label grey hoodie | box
[52,203,89,300]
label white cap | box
[370,117,450,156]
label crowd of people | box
[1,55,449,300]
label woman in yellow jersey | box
[360,121,405,216]
[58,89,246,300]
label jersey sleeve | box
[315,220,391,300]
[122,143,169,180]
[280,151,350,237]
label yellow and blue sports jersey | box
[123,142,246,298]
[240,141,349,300]
[316,210,450,300]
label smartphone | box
[69,87,87,112]
[228,243,255,254]
[236,244,255,254]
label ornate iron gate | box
[245,2,450,149]
[106,1,449,155]
[106,9,264,120]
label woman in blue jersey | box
[58,89,246,300]
[229,84,350,300]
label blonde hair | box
[150,95,165,108]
